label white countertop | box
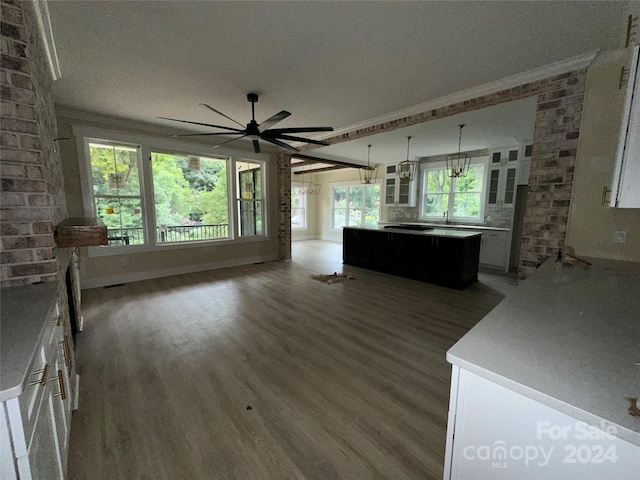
[378,221,510,232]
[344,225,482,239]
[447,257,640,447]
[0,282,58,402]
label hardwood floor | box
[67,240,516,480]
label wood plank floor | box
[67,240,517,480]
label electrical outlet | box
[614,231,627,244]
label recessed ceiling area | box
[47,1,622,154]
[307,96,538,166]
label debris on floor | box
[312,272,354,284]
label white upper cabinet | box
[487,146,519,207]
[611,44,640,208]
[384,164,417,207]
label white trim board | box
[32,0,61,80]
[82,254,279,289]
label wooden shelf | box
[55,218,108,248]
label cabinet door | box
[487,166,517,207]
[487,167,501,205]
[384,177,396,205]
[479,231,507,269]
[503,166,517,206]
[28,383,64,480]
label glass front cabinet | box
[384,165,417,207]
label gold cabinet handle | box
[51,370,67,400]
[601,186,611,206]
[29,363,50,386]
[63,336,71,369]
[625,14,638,49]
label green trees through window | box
[422,163,485,221]
[332,184,380,228]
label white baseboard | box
[292,235,319,242]
[82,254,279,289]
[319,235,343,243]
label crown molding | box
[318,50,598,141]
[32,0,61,81]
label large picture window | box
[151,152,230,244]
[76,126,268,255]
[331,183,380,228]
[421,162,486,222]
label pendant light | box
[446,124,471,178]
[397,136,417,181]
[359,144,377,185]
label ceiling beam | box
[290,153,363,169]
[293,165,348,175]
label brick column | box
[276,151,291,260]
[1,0,69,286]
[519,69,587,278]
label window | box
[76,126,268,255]
[331,183,380,228]
[236,160,264,237]
[291,186,306,230]
[88,141,145,246]
[421,161,486,222]
[151,152,230,244]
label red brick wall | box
[1,0,69,286]
[277,151,292,260]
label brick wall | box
[1,0,69,286]
[300,70,587,278]
[277,151,292,260]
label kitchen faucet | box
[443,210,449,224]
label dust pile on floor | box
[311,272,354,284]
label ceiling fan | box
[159,93,334,154]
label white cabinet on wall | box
[517,143,533,185]
[487,146,519,208]
[611,44,640,208]
[383,164,417,206]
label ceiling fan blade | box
[270,134,329,146]
[158,117,245,133]
[266,126,334,134]
[253,140,261,154]
[262,137,299,152]
[212,134,248,149]
[171,132,243,137]
[258,110,291,131]
[199,103,245,128]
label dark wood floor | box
[67,240,516,480]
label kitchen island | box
[342,225,482,289]
[444,257,640,479]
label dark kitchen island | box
[343,225,482,289]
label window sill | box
[87,234,271,257]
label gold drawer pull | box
[51,370,67,400]
[29,364,50,386]
[60,336,71,369]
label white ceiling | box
[48,1,623,158]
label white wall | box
[566,48,640,261]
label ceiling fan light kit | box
[160,93,334,154]
[446,124,472,178]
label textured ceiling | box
[48,1,623,157]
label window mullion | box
[448,177,456,217]
[140,145,157,247]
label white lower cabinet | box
[444,367,640,479]
[1,298,72,480]
[479,231,509,271]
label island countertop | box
[447,257,640,447]
[343,225,482,239]
[377,221,510,232]
[0,282,58,402]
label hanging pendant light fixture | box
[359,144,377,185]
[397,136,417,181]
[446,124,472,178]
[293,167,321,195]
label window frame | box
[73,125,270,257]
[291,183,307,231]
[329,180,382,230]
[419,157,488,223]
